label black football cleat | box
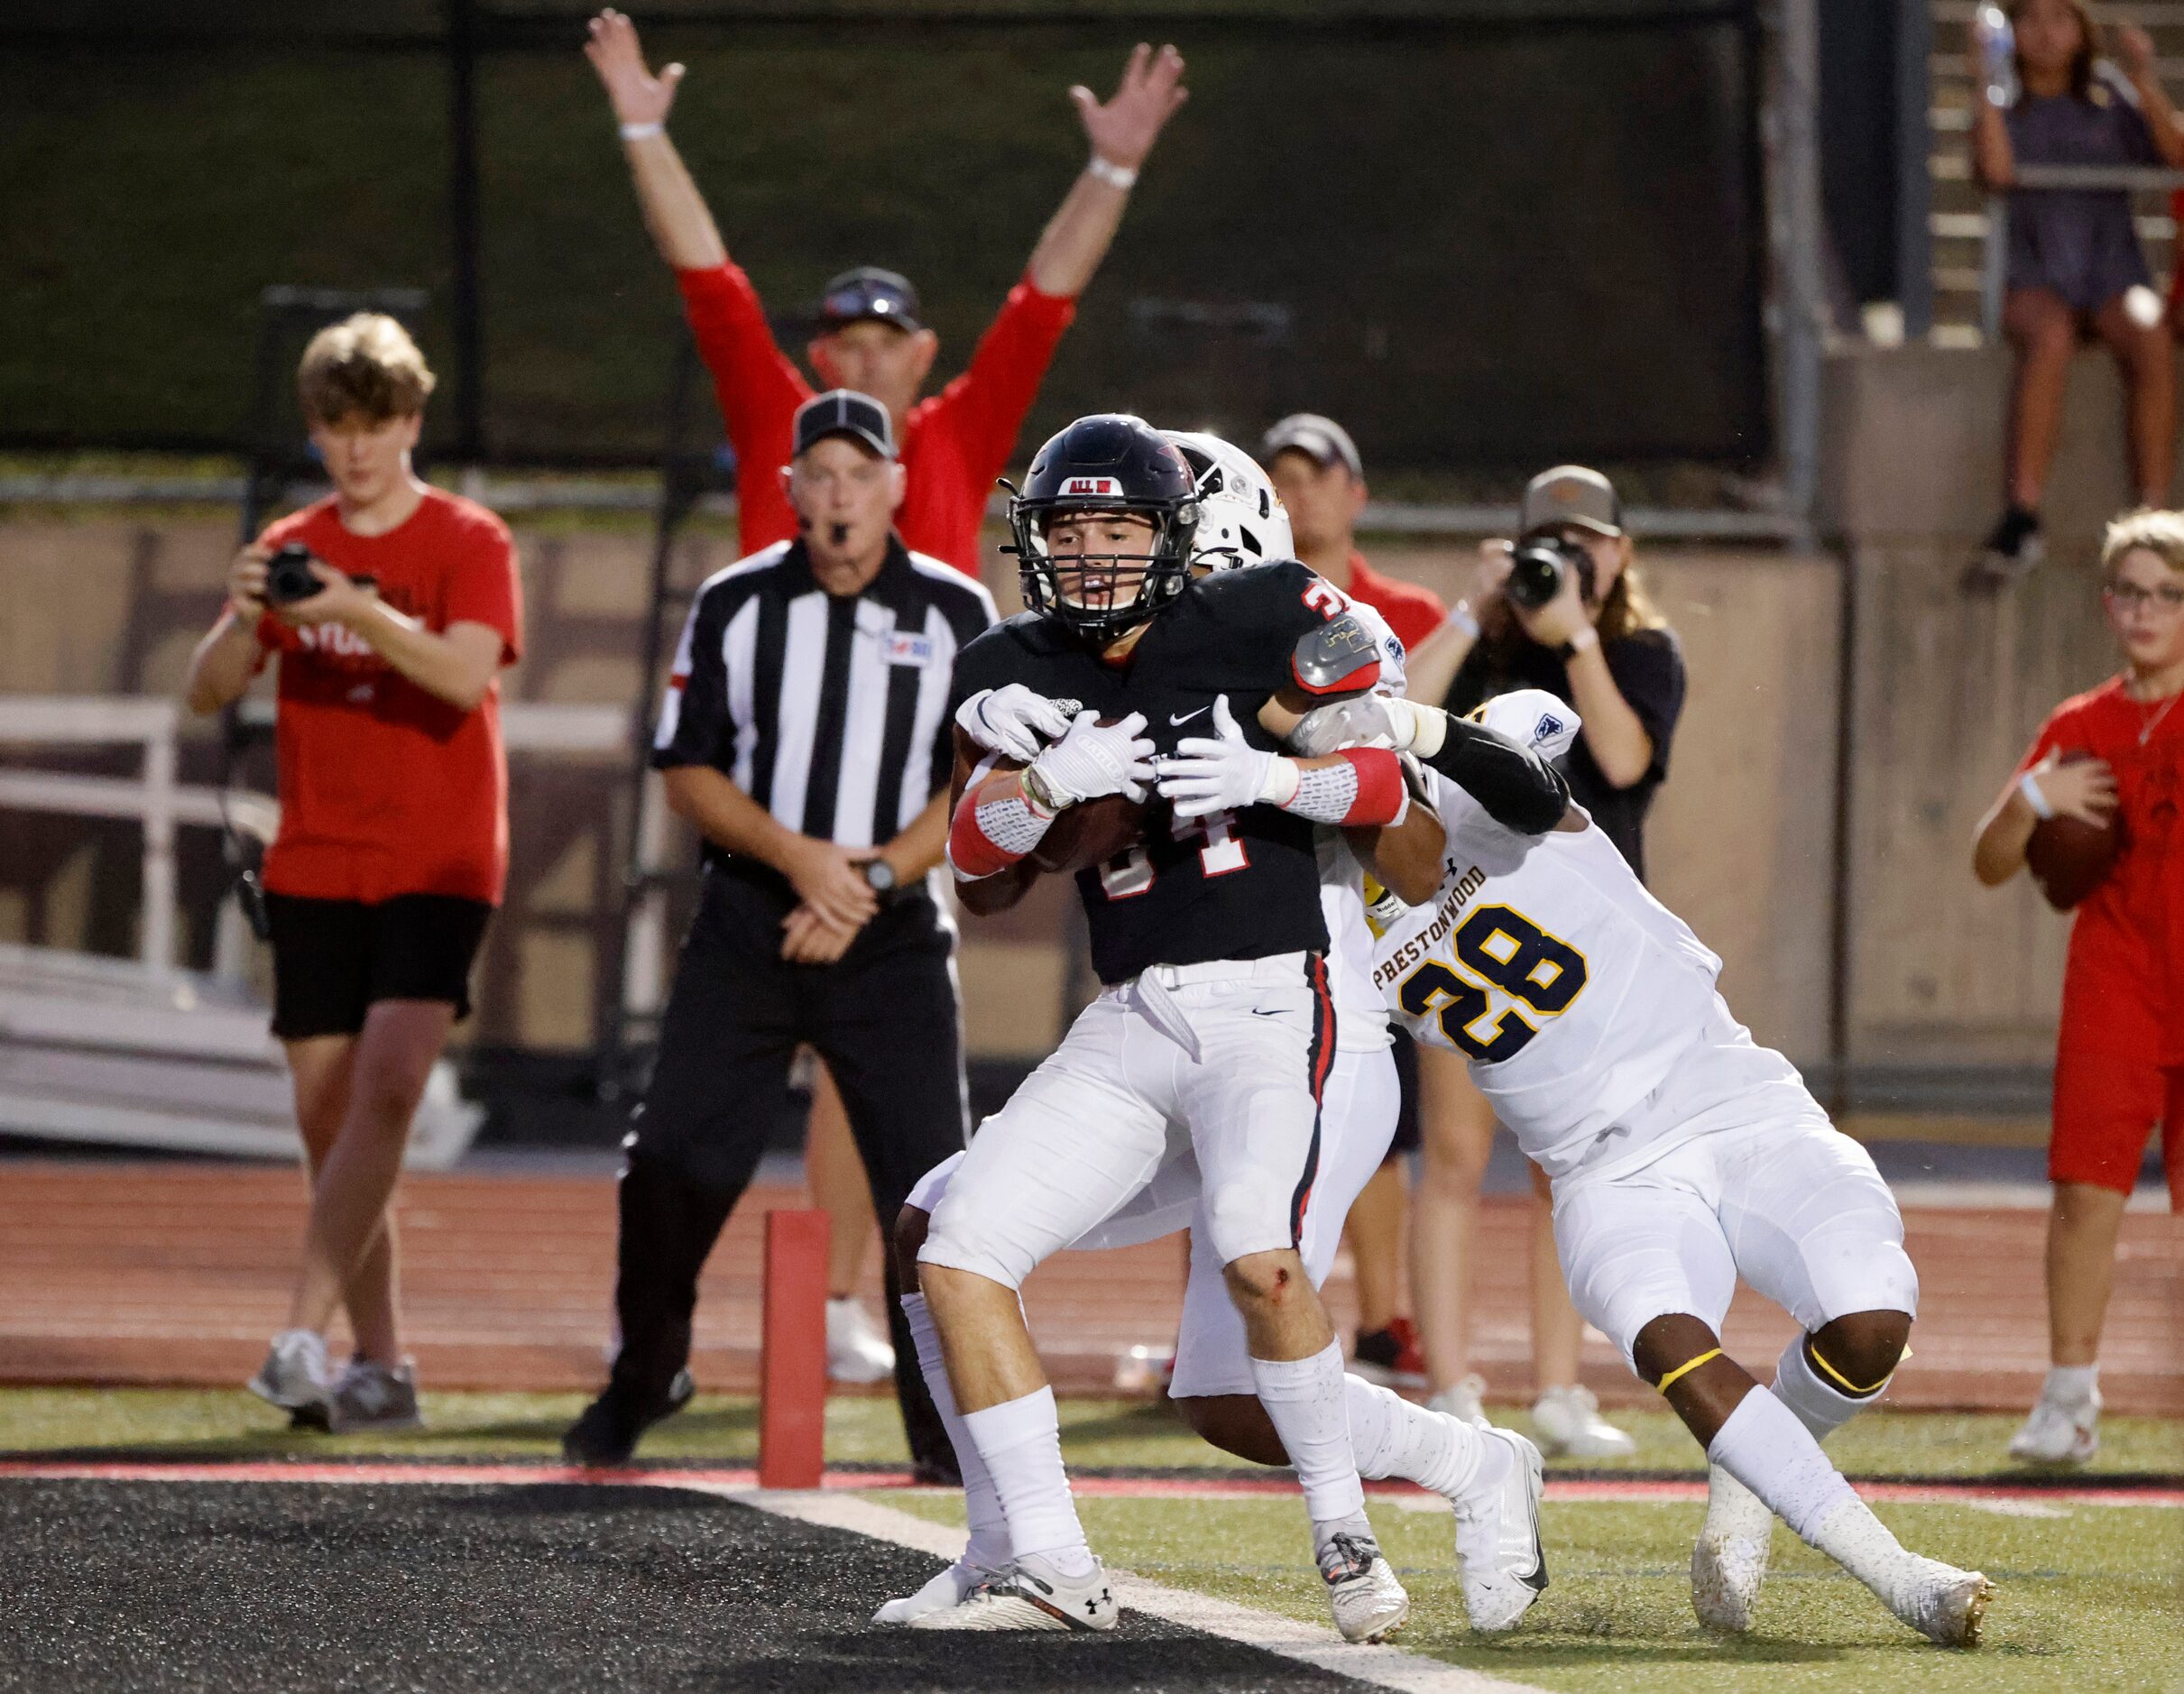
[561,1368,696,1467]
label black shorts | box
[266,892,493,1040]
[1384,1025,1422,1159]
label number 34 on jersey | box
[1377,884,1590,1063]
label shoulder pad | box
[1291,612,1384,698]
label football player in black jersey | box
[901,414,1420,1640]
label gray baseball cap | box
[1262,413,1364,479]
[794,389,896,460]
[816,266,924,335]
[1519,465,1622,539]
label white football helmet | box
[1162,429,1295,570]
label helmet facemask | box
[1012,501,1198,641]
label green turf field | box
[875,1489,2184,1693]
[5,1388,2178,1689]
[1,1387,2178,1478]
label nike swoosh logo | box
[1249,1008,1287,1018]
[1170,707,1210,725]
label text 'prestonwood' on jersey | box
[950,558,1349,984]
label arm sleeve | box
[442,514,524,665]
[650,591,733,771]
[1602,628,1688,783]
[1420,714,1571,835]
[920,276,1076,490]
[676,263,811,551]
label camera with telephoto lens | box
[1505,534,1597,612]
[262,542,324,606]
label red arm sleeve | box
[920,275,1077,491]
[676,262,812,552]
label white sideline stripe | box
[733,1487,1548,1694]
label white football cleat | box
[1317,1530,1410,1643]
[1893,1558,1995,1647]
[1451,1426,1549,1632]
[825,1296,896,1385]
[2007,1386,2099,1465]
[1691,1463,1774,1632]
[874,1559,995,1625]
[908,1554,1118,1632]
[1530,1385,1636,1459]
[1425,1373,1489,1428]
[247,1329,332,1415]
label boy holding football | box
[1974,508,2184,1463]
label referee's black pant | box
[611,861,968,1471]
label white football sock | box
[959,1386,1093,1579]
[1251,1340,1368,1532]
[900,1293,1010,1573]
[1772,1335,1868,1442]
[1706,1386,1854,1541]
[2044,1363,2098,1404]
[1345,1373,1484,1497]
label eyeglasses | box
[2105,582,2184,611]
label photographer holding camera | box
[184,313,523,1433]
[1400,465,1686,1451]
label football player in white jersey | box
[1323,684,1995,1647]
[887,433,1557,1635]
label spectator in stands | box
[1973,508,2184,1463]
[1262,412,1444,1386]
[183,314,523,1433]
[1401,466,1685,1454]
[584,8,1187,1400]
[1969,0,2184,582]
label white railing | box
[0,695,634,980]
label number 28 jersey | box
[1372,768,1734,1180]
[949,559,1348,984]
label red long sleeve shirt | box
[676,262,1076,575]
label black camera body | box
[1505,534,1597,612]
[263,542,323,606]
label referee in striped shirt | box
[566,390,995,1470]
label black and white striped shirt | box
[652,538,997,869]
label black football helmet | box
[1008,413,1200,641]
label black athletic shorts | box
[265,892,493,1040]
[1385,1025,1422,1159]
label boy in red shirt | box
[1974,507,2184,1463]
[185,313,523,1432]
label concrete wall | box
[0,514,1845,1066]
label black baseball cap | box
[1519,465,1623,539]
[816,266,923,335]
[1262,413,1364,480]
[794,389,896,460]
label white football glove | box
[1157,696,1297,819]
[1287,693,1400,757]
[955,684,1082,763]
[1027,709,1156,808]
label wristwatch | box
[862,858,898,896]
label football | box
[1030,792,1148,875]
[2025,751,2121,912]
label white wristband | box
[1447,600,1480,640]
[1562,624,1601,657]
[1087,154,1138,190]
[619,121,665,141]
[2018,770,2055,820]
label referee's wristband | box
[1087,154,1138,190]
[619,121,665,141]
[2018,771,2055,820]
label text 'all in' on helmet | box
[1163,430,1295,571]
[1007,414,1200,641]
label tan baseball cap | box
[1519,465,1622,539]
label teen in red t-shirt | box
[583,7,1191,1380]
[1974,509,2184,1463]
[184,313,522,1434]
